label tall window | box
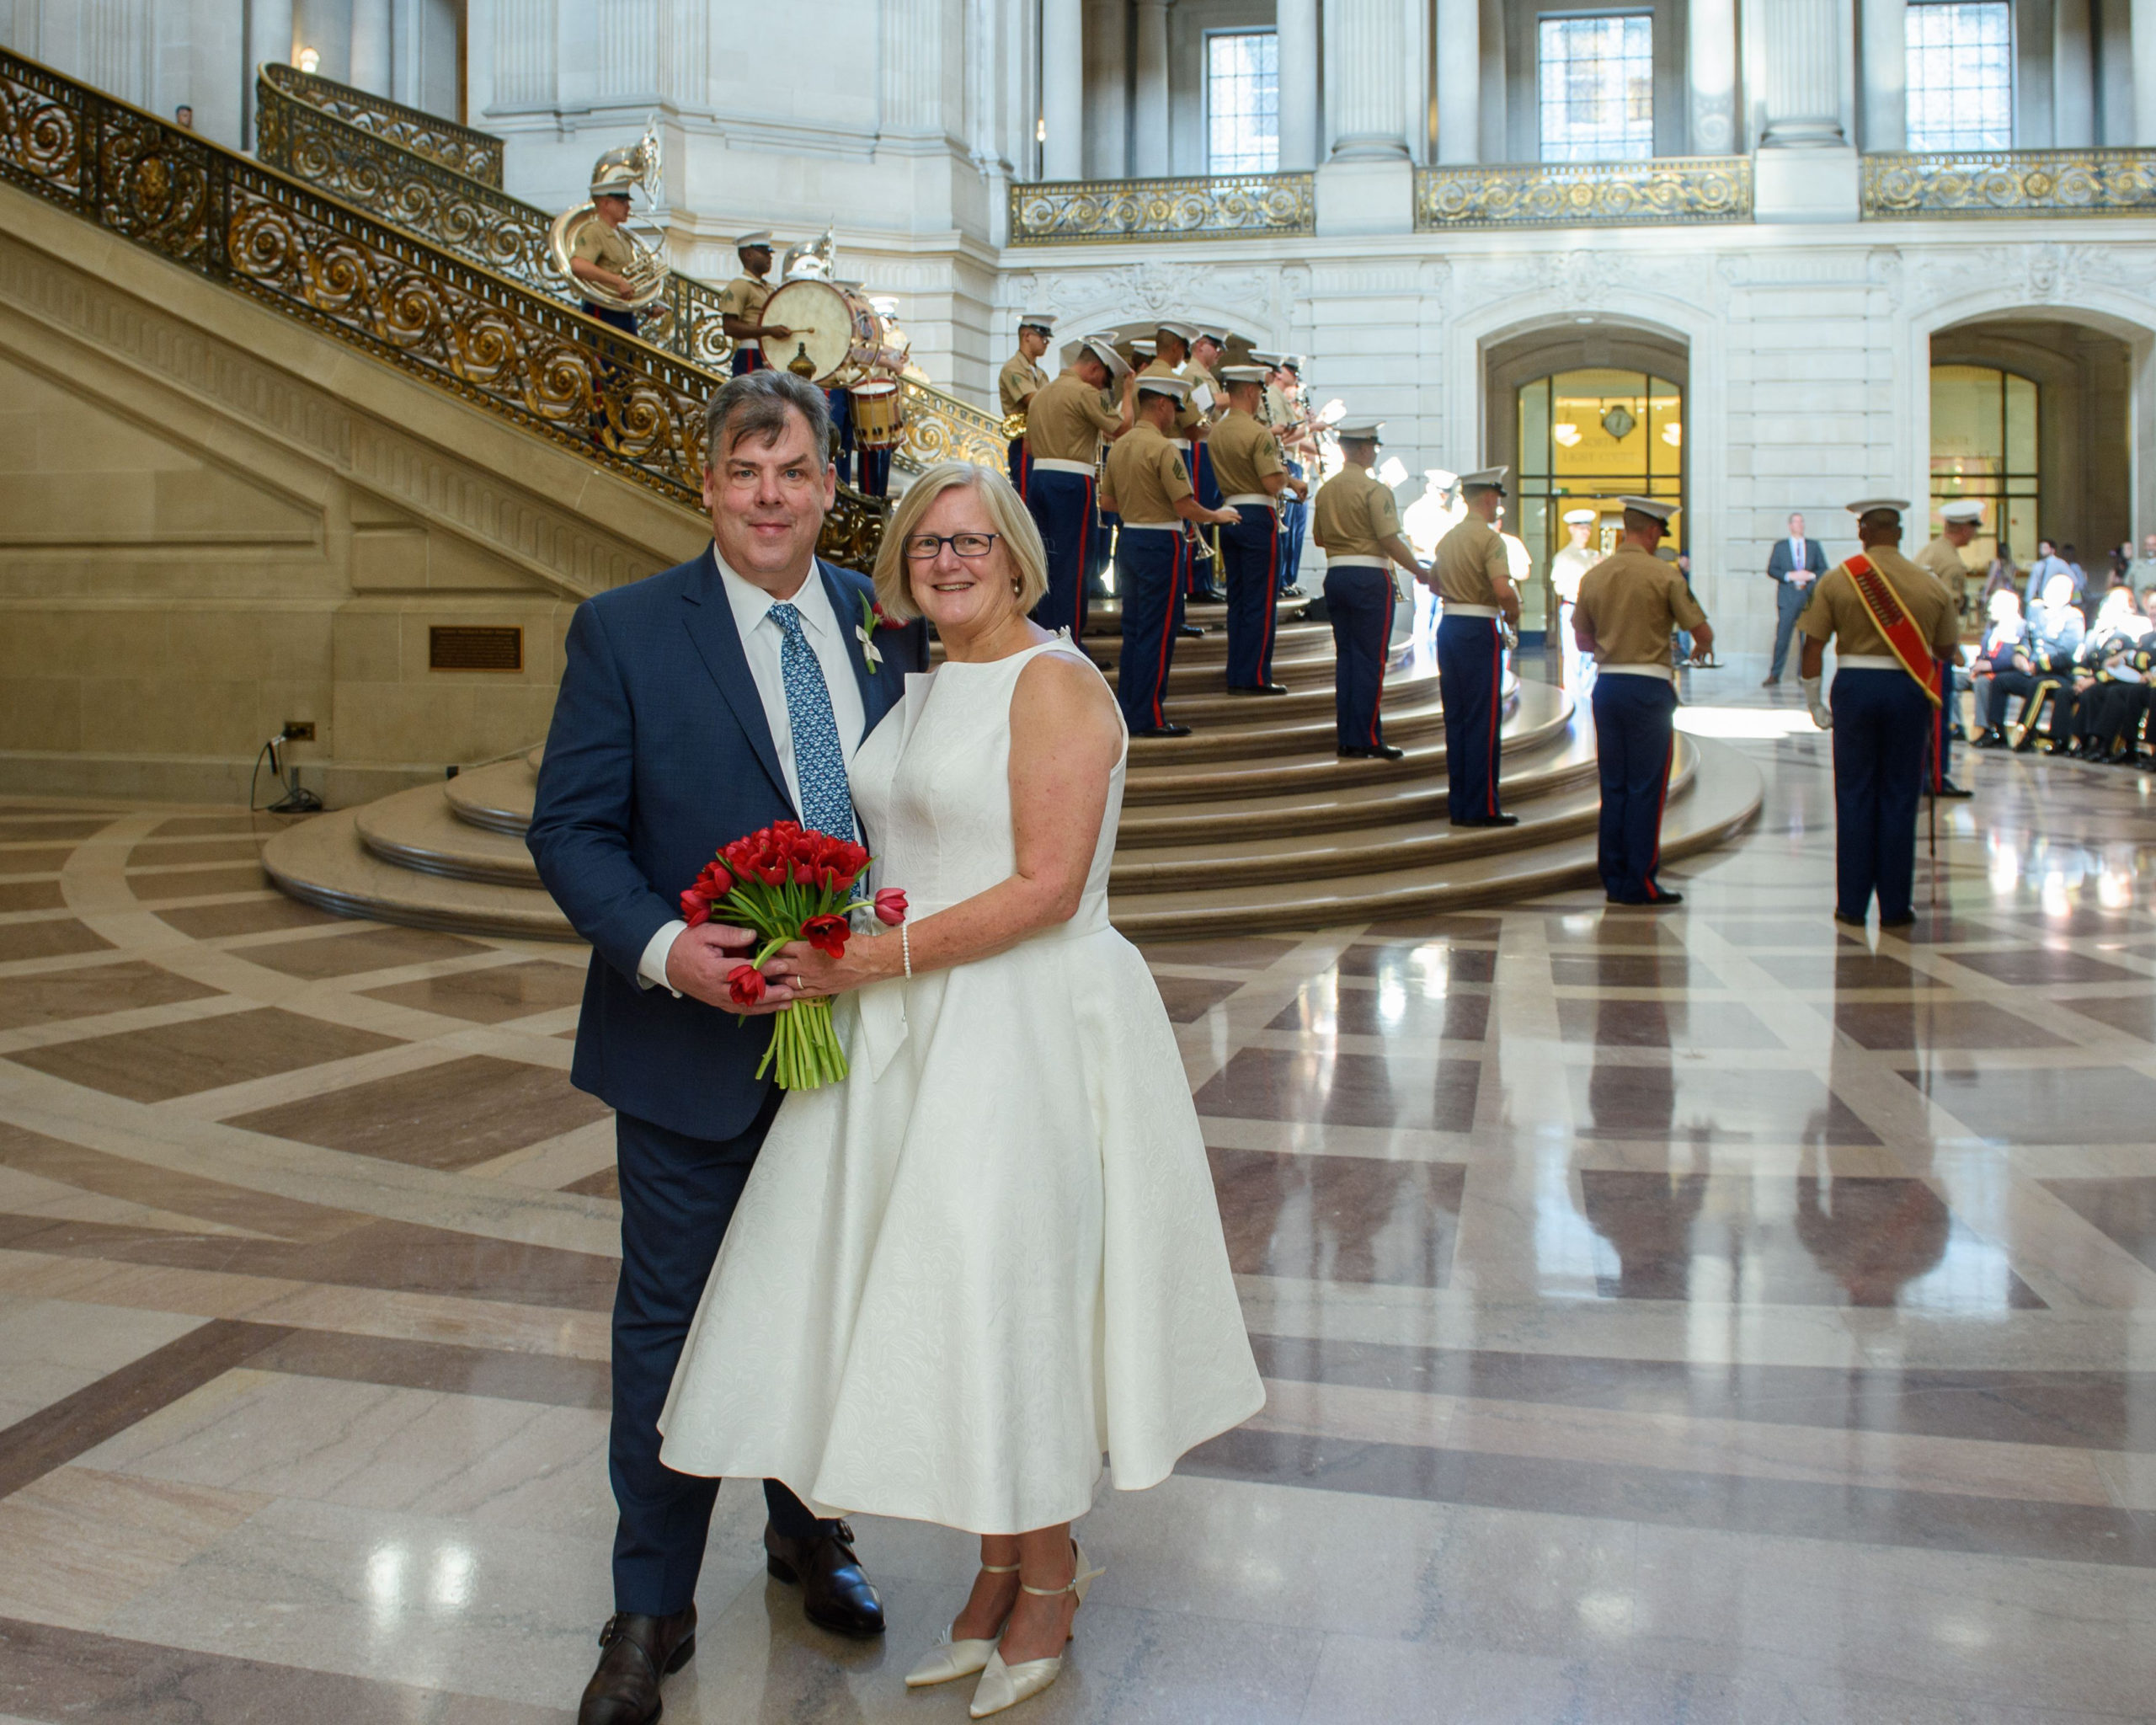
[1205,30,1278,174]
[1932,364,2037,568]
[1517,369,1684,582]
[1539,14,1653,162]
[1906,2,2013,150]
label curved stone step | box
[358,782,541,885]
[1107,735,1764,936]
[446,757,541,836]
[1127,676,1447,762]
[264,809,573,940]
[1111,736,1694,894]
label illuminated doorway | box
[1930,364,2037,569]
[1516,368,1684,585]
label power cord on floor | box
[248,726,324,814]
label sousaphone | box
[547,120,670,314]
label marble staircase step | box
[265,807,572,940]
[359,784,540,885]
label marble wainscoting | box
[1,680,2154,1722]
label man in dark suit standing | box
[527,370,920,1725]
[1764,510,1829,684]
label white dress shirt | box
[639,546,870,995]
[1787,536,1813,585]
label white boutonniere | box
[857,592,893,673]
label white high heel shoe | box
[968,1543,1105,1719]
[904,1562,1020,1687]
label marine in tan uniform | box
[568,175,643,331]
[1102,374,1235,737]
[1135,321,1219,606]
[1313,419,1425,760]
[1798,499,1963,928]
[1909,496,1983,797]
[1211,366,1306,694]
[998,310,1055,491]
[1433,467,1524,822]
[1572,497,1712,905]
[1021,334,1134,638]
[717,231,789,375]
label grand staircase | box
[263,602,1764,937]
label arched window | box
[1931,363,2037,566]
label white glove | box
[1801,674,1832,730]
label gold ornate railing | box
[259,67,1004,472]
[260,61,503,186]
[0,46,886,567]
[1861,148,2156,217]
[1414,158,1751,228]
[1010,173,1315,244]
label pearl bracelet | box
[900,924,912,978]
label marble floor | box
[3,686,2156,1722]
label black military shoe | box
[1177,623,1207,638]
[1451,812,1521,828]
[1133,723,1194,739]
[765,1520,885,1638]
[1935,778,1974,798]
[578,1608,696,1725]
[1338,745,1406,761]
[1229,682,1290,696]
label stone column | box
[1690,0,1739,150]
[2055,0,2096,146]
[1041,0,1085,179]
[1132,0,1169,174]
[1760,0,1846,145]
[249,0,296,75]
[2137,0,2156,142]
[1858,0,1903,149]
[1277,0,1319,170]
[350,0,392,94]
[1082,0,1128,178]
[1330,0,1408,158]
[1754,0,1858,219]
[1435,0,1479,163]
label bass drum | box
[757,279,882,387]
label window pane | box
[1929,362,2037,566]
[1906,2,2012,150]
[1206,31,1278,174]
[1539,13,1653,163]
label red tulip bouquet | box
[679,820,907,1090]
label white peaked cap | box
[734,230,775,248]
[1617,495,1677,523]
[1562,508,1598,525]
[1137,374,1193,401]
[1018,310,1058,328]
[1219,365,1268,385]
[1847,497,1912,515]
[1940,498,1987,523]
[1460,466,1509,490]
[1335,419,1385,441]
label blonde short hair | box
[871,462,1049,623]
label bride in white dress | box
[657,461,1263,1716]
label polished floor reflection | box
[3,689,2156,1722]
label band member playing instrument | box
[1315,420,1424,760]
[1212,366,1305,696]
[568,169,643,337]
[1000,312,1054,493]
[1022,336,1135,638]
[1102,375,1237,738]
[1138,323,1215,626]
[718,232,792,376]
[1272,355,1317,596]
[1433,467,1524,822]
[1796,499,1961,928]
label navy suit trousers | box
[1768,579,1811,680]
[1591,673,1678,902]
[1438,612,1506,820]
[1324,564,1394,749]
[610,1099,819,1615]
[1831,668,1930,923]
[1222,503,1281,687]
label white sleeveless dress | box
[657,635,1264,1535]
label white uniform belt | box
[1169,438,1192,452]
[1836,654,1906,671]
[1029,457,1095,476]
[1120,520,1181,531]
[1443,603,1500,618]
[1599,662,1673,681]
[1225,493,1273,509]
[1326,555,1389,570]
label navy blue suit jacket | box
[527,547,921,1142]
[1766,537,1828,582]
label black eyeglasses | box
[903,532,1001,561]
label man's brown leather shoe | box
[764,1519,886,1637]
[578,1607,696,1725]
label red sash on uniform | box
[1843,554,1942,708]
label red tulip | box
[873,888,907,927]
[727,964,766,1007]
[696,857,734,899]
[680,889,712,927]
[803,913,850,958]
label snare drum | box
[757,279,883,386]
[848,378,903,448]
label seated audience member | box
[2011,573,2090,750]
[2063,587,2149,760]
[1970,590,2031,747]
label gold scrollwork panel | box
[1861,150,2156,217]
[262,61,504,187]
[1010,173,1315,244]
[1414,159,1751,228]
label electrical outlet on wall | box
[283,721,316,742]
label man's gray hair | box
[705,369,832,471]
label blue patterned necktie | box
[766,601,857,841]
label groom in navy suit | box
[528,370,921,1725]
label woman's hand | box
[765,928,904,999]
